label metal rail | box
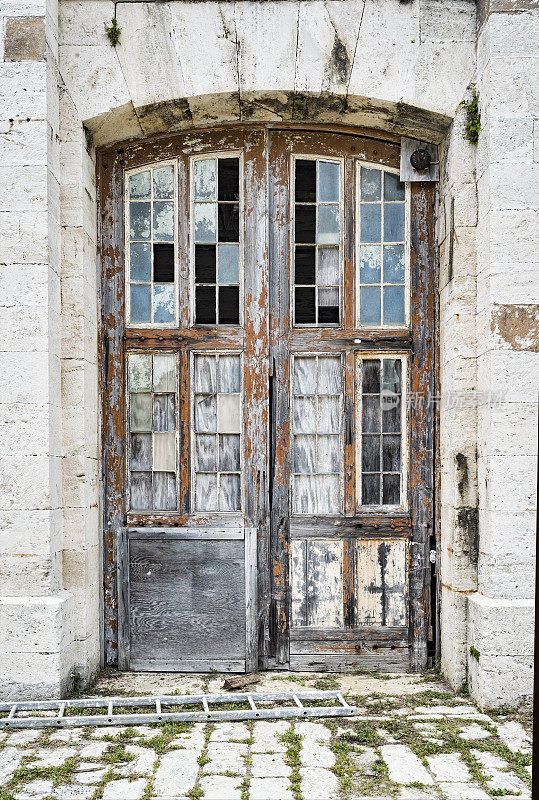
[0,690,355,729]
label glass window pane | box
[360,168,381,201]
[153,431,176,472]
[384,203,405,242]
[383,358,402,394]
[131,472,153,510]
[318,288,339,324]
[383,286,405,325]
[362,435,381,472]
[129,171,151,200]
[317,435,339,473]
[295,160,316,203]
[218,286,240,325]
[295,205,316,244]
[219,434,240,471]
[318,357,341,395]
[362,360,381,393]
[317,247,339,285]
[383,244,405,283]
[294,435,316,473]
[219,473,241,511]
[195,394,217,433]
[293,396,316,433]
[218,204,239,243]
[316,475,340,514]
[295,247,316,285]
[362,395,381,433]
[318,396,339,434]
[218,158,240,202]
[130,433,152,471]
[295,287,316,324]
[195,245,216,283]
[129,202,151,241]
[153,284,175,324]
[195,472,217,511]
[129,353,151,391]
[360,204,381,243]
[384,171,405,201]
[382,473,401,505]
[218,355,241,393]
[153,472,177,510]
[360,245,381,284]
[153,201,174,241]
[196,434,217,471]
[294,357,317,395]
[317,204,340,245]
[152,394,175,432]
[130,242,151,282]
[130,393,152,432]
[153,353,176,392]
[362,474,380,505]
[218,243,239,284]
[130,284,151,323]
[360,286,381,325]
[194,158,217,201]
[382,434,401,472]
[318,161,340,203]
[153,243,174,283]
[218,393,241,434]
[153,165,175,199]
[194,355,216,393]
[194,202,217,243]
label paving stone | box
[5,729,41,745]
[205,741,247,774]
[471,749,531,797]
[92,727,126,739]
[437,783,490,799]
[208,722,250,742]
[458,723,491,740]
[131,725,159,739]
[376,726,398,742]
[13,778,53,798]
[426,753,471,782]
[251,752,291,778]
[252,719,290,752]
[74,763,108,784]
[249,776,294,800]
[54,785,95,799]
[102,777,146,799]
[200,774,242,799]
[49,728,85,743]
[496,720,532,753]
[352,746,377,774]
[79,740,109,759]
[398,789,437,799]
[153,748,200,797]
[380,744,434,785]
[31,746,76,767]
[295,721,332,743]
[0,747,24,782]
[170,724,206,750]
[300,734,336,768]
[300,766,339,799]
[116,744,155,776]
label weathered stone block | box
[4,16,45,61]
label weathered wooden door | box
[99,126,434,672]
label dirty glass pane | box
[317,247,339,286]
[294,357,317,396]
[362,360,381,393]
[152,394,175,432]
[318,396,339,434]
[294,396,316,434]
[130,202,151,240]
[218,355,241,393]
[195,394,217,433]
[195,434,217,472]
[130,284,151,324]
[130,393,152,432]
[153,472,177,510]
[218,393,241,434]
[383,286,405,326]
[382,435,401,472]
[194,202,217,243]
[362,396,381,434]
[217,243,239,284]
[152,353,175,393]
[153,432,176,472]
[382,473,400,505]
[153,202,174,241]
[360,204,381,243]
[153,284,175,324]
[131,472,153,510]
[195,355,217,393]
[383,244,405,283]
[383,359,402,395]
[360,286,381,326]
[318,288,339,325]
[362,474,380,506]
[362,435,381,472]
[360,168,381,201]
[318,356,341,395]
[318,161,340,203]
[384,203,405,242]
[317,435,339,473]
[219,434,240,471]
[153,165,175,199]
[360,245,381,284]
[219,474,241,511]
[130,242,151,282]
[294,436,316,474]
[129,354,152,392]
[317,204,340,245]
[194,158,217,201]
[129,171,151,200]
[195,472,218,511]
[383,171,405,201]
[130,433,152,471]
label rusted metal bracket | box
[400,137,439,182]
[0,691,355,729]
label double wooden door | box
[99,126,435,673]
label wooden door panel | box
[128,536,246,671]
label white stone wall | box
[0,0,535,706]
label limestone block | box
[426,753,471,782]
[4,15,45,61]
[477,400,538,457]
[115,3,185,111]
[205,742,247,774]
[413,40,476,121]
[439,276,477,361]
[478,453,537,512]
[0,209,48,264]
[484,56,538,120]
[420,0,475,43]
[440,585,468,690]
[0,453,62,510]
[380,744,434,785]
[0,165,48,213]
[153,749,200,798]
[468,593,534,657]
[440,505,478,593]
[251,753,290,778]
[59,1,114,46]
[300,766,339,800]
[488,117,535,164]
[250,777,293,800]
[478,554,535,600]
[453,184,478,228]
[84,100,143,147]
[169,2,238,98]
[476,349,538,403]
[102,778,146,800]
[235,2,298,94]
[200,776,242,800]
[0,119,48,167]
[478,509,535,560]
[294,1,365,96]
[0,508,62,556]
[58,44,131,123]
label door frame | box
[98,123,437,671]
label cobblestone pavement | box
[0,672,532,800]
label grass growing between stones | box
[2,755,81,794]
[279,725,303,800]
